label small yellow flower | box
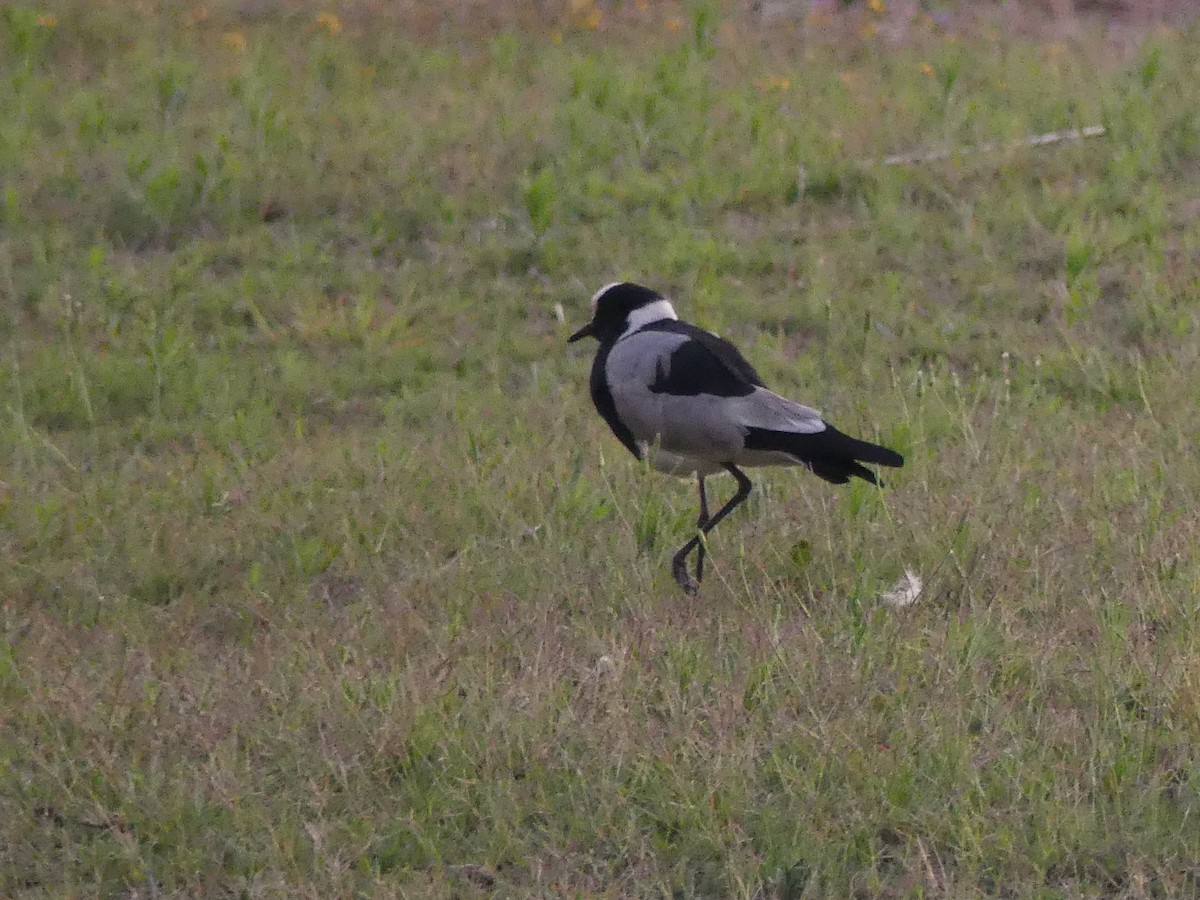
[755,76,791,93]
[315,11,342,35]
[551,31,563,43]
[221,30,248,51]
[666,16,683,31]
[36,14,57,27]
[920,62,934,77]
[867,0,886,13]
[807,6,833,27]
[569,0,601,29]
[635,0,648,10]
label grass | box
[2,1,1200,895]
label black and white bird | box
[568,282,904,593]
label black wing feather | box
[640,320,765,397]
[648,340,756,397]
[744,424,904,485]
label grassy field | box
[3,1,1200,896]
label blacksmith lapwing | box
[568,282,904,593]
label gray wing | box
[606,330,827,464]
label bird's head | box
[567,282,678,344]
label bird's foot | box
[671,557,700,595]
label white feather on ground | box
[881,569,923,610]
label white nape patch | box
[620,298,678,338]
[589,282,622,315]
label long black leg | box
[671,465,753,594]
[694,476,710,583]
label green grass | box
[3,1,1200,895]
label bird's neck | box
[620,299,678,338]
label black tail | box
[744,425,904,486]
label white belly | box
[642,445,802,477]
[642,447,725,477]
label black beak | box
[567,321,595,343]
